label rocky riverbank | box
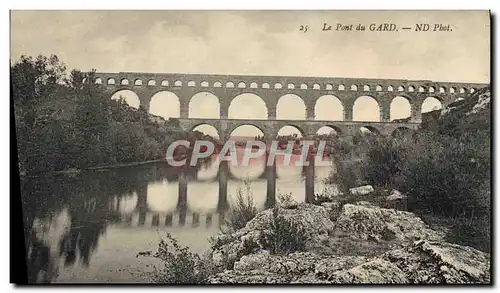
[205,200,490,284]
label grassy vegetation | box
[220,181,259,234]
[259,206,308,255]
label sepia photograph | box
[10,9,491,285]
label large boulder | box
[208,240,490,284]
[349,185,374,196]
[333,202,445,244]
[206,202,489,284]
[381,240,490,284]
[209,203,336,268]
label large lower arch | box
[421,97,443,113]
[277,125,304,138]
[150,91,180,119]
[314,95,343,121]
[189,92,220,119]
[359,126,380,136]
[316,125,342,136]
[111,90,140,109]
[390,96,412,121]
[229,93,268,120]
[192,124,220,139]
[276,94,306,120]
[228,125,266,180]
[353,96,380,122]
[391,127,413,138]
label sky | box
[11,10,490,137]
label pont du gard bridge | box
[92,72,487,139]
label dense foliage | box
[12,54,187,175]
[337,87,491,251]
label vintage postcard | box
[10,10,491,284]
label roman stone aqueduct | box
[93,72,487,139]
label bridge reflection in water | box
[114,150,329,229]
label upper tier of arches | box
[94,73,483,95]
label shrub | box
[151,233,217,284]
[221,182,258,234]
[259,207,308,255]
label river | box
[20,151,337,283]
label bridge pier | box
[305,151,315,204]
[217,160,229,212]
[265,150,277,209]
[379,100,391,122]
[180,102,189,119]
[177,171,188,210]
[343,103,354,121]
[411,103,423,123]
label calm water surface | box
[21,152,336,283]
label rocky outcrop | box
[209,240,490,284]
[207,201,490,284]
[349,185,374,196]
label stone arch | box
[408,86,415,92]
[250,82,258,89]
[174,80,183,87]
[325,84,333,90]
[363,85,370,91]
[376,85,382,91]
[387,86,394,92]
[316,125,342,136]
[262,83,270,89]
[228,124,267,180]
[429,86,435,93]
[120,78,129,85]
[300,84,308,90]
[287,83,295,89]
[148,79,156,86]
[146,184,178,213]
[229,93,268,120]
[390,96,412,121]
[111,89,140,109]
[439,86,446,93]
[134,79,143,86]
[391,127,412,138]
[161,80,169,86]
[201,81,209,87]
[189,92,220,119]
[313,84,321,90]
[353,95,380,122]
[350,85,358,91]
[214,81,222,87]
[275,83,283,89]
[238,82,246,88]
[359,126,380,135]
[460,87,466,94]
[470,88,476,94]
[314,95,343,121]
[338,84,345,91]
[226,82,235,88]
[398,86,405,92]
[276,94,306,120]
[191,123,220,139]
[107,78,115,85]
[95,77,102,84]
[421,96,443,113]
[277,125,304,138]
[418,86,425,92]
[449,87,456,93]
[150,91,180,119]
[229,124,266,140]
[188,81,196,87]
